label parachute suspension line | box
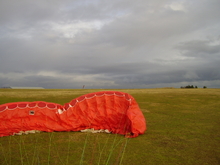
[80,96,105,165]
[31,131,41,165]
[108,137,128,164]
[18,136,24,165]
[52,134,67,164]
[80,132,89,165]
[21,135,31,165]
[105,104,128,165]
[47,132,54,165]
[105,133,121,165]
[8,135,12,164]
[15,134,31,165]
[10,127,31,164]
[105,95,121,164]
[79,92,100,164]
[0,139,9,164]
[97,133,111,165]
[119,138,129,165]
[66,131,71,165]
[89,133,98,164]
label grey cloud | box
[176,39,220,58]
[0,0,65,24]
[1,0,220,89]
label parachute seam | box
[57,92,131,113]
[0,103,59,112]
[28,105,37,108]
[18,105,28,109]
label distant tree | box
[181,85,198,88]
[203,86,207,88]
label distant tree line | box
[180,85,207,88]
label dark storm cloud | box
[1,0,220,89]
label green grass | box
[0,88,220,165]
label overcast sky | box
[0,0,220,89]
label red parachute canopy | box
[0,91,146,137]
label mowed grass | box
[0,88,220,165]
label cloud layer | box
[1,0,220,89]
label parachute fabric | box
[0,91,146,138]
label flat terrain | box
[0,88,220,165]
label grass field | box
[0,88,220,165]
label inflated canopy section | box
[0,91,146,138]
